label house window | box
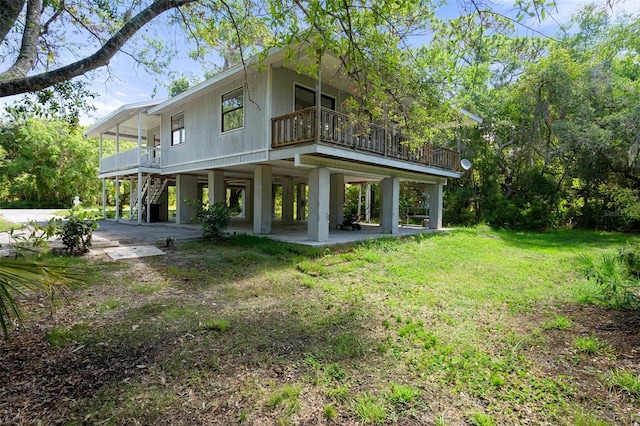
[171,113,185,146]
[295,85,335,111]
[222,88,244,132]
[152,133,161,162]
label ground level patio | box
[93,217,449,247]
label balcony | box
[99,146,161,174]
[271,107,460,172]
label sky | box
[2,0,638,126]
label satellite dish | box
[461,158,472,170]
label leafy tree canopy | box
[0,0,562,128]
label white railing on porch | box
[100,147,161,173]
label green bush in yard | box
[58,212,98,255]
[190,201,231,241]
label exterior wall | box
[270,67,348,117]
[147,126,160,147]
[159,70,270,173]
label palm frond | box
[0,259,82,341]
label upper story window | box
[153,133,160,147]
[222,88,244,132]
[171,112,185,146]
[295,85,335,111]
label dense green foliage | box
[0,118,99,208]
[446,8,640,231]
[192,201,232,241]
[58,212,99,255]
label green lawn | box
[0,214,16,232]
[3,226,640,425]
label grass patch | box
[265,384,301,418]
[46,323,90,346]
[199,318,230,333]
[469,412,497,426]
[98,298,121,312]
[0,215,16,232]
[386,383,421,408]
[540,316,573,331]
[323,404,338,420]
[351,393,389,424]
[573,335,612,355]
[606,368,640,396]
[8,227,640,425]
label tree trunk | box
[0,0,197,97]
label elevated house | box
[86,46,478,242]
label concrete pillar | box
[381,177,400,234]
[176,174,198,224]
[329,173,345,227]
[296,183,306,220]
[244,180,254,223]
[208,170,226,205]
[254,165,272,234]
[281,177,294,225]
[428,183,443,230]
[308,167,330,242]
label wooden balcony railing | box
[271,107,460,172]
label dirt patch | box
[518,304,640,423]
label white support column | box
[115,124,120,222]
[381,177,400,234]
[137,110,143,164]
[207,170,226,205]
[253,165,272,234]
[308,167,330,242]
[281,177,294,225]
[176,174,198,225]
[329,173,345,228]
[115,178,120,222]
[146,175,152,223]
[129,177,134,219]
[101,178,106,219]
[137,172,143,225]
[315,51,322,144]
[296,183,306,220]
[428,183,444,230]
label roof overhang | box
[84,99,164,140]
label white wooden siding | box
[160,70,269,173]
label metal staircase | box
[130,177,168,220]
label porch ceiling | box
[85,100,163,141]
[271,48,351,93]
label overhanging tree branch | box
[0,0,198,97]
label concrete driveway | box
[0,209,204,247]
[0,209,63,224]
